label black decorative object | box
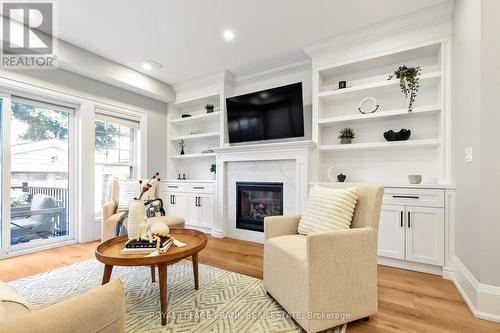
[384,129,411,141]
[178,139,185,155]
[338,81,347,89]
[177,173,181,180]
[182,173,186,180]
[337,173,347,182]
[205,104,215,113]
[181,114,191,118]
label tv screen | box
[226,82,304,144]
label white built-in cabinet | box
[378,187,445,267]
[186,193,214,228]
[159,181,215,231]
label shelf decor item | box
[338,127,355,144]
[358,97,379,114]
[210,163,216,179]
[189,127,201,135]
[408,175,422,184]
[383,129,411,141]
[178,139,185,155]
[128,173,161,240]
[388,65,421,112]
[181,114,191,118]
[205,104,215,113]
[337,173,347,182]
[338,80,347,89]
[127,199,145,240]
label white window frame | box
[0,77,148,258]
[94,111,141,219]
[1,93,77,256]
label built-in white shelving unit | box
[169,112,220,124]
[166,92,225,180]
[313,41,450,185]
[169,131,221,141]
[318,105,442,126]
[169,153,216,159]
[319,138,441,151]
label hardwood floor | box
[1,236,499,333]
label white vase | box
[128,199,145,240]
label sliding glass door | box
[2,96,75,253]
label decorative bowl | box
[384,129,411,141]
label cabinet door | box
[186,194,200,226]
[160,191,175,216]
[378,204,405,260]
[198,194,214,227]
[171,193,186,219]
[405,206,444,266]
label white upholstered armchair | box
[263,183,384,333]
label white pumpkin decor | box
[150,220,170,236]
[127,199,145,240]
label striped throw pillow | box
[117,180,157,211]
[298,186,359,235]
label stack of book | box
[121,236,173,254]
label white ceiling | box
[57,0,447,85]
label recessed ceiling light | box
[142,62,152,70]
[223,29,235,41]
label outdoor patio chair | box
[10,193,65,244]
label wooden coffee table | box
[95,229,207,326]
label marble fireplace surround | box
[213,140,314,242]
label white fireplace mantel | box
[212,140,315,239]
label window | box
[8,97,74,247]
[94,113,139,217]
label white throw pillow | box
[298,185,359,235]
[117,180,157,211]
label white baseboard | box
[449,256,500,323]
[210,229,224,238]
[377,257,443,276]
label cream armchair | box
[0,279,125,333]
[263,183,384,333]
[102,180,185,241]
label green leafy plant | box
[338,127,355,139]
[388,66,421,112]
[210,163,216,174]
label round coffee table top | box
[95,228,207,266]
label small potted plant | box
[178,139,185,155]
[210,163,216,179]
[338,128,355,144]
[205,104,215,113]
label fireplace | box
[236,182,283,232]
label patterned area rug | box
[9,259,347,333]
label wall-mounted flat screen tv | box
[226,82,304,144]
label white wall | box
[452,0,482,280]
[478,0,500,287]
[3,68,168,176]
[452,0,500,320]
